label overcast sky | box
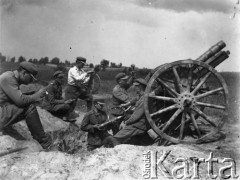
[0,0,239,71]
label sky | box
[0,0,240,71]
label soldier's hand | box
[119,121,126,130]
[65,99,74,104]
[93,124,100,130]
[32,89,47,102]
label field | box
[0,62,240,179]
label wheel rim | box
[144,59,229,144]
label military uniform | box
[111,84,138,134]
[41,80,70,116]
[113,96,150,143]
[81,110,111,151]
[0,63,51,149]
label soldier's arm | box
[0,76,35,107]
[125,102,144,125]
[46,85,65,104]
[80,113,95,132]
[112,89,130,104]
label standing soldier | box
[41,71,75,122]
[65,57,93,113]
[0,62,52,150]
[81,100,111,151]
[110,72,138,135]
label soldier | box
[65,57,93,112]
[81,100,111,151]
[106,78,151,146]
[110,72,138,135]
[0,62,52,150]
[41,71,75,122]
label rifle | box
[97,116,123,130]
[97,105,135,130]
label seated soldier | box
[0,62,52,150]
[41,71,75,122]
[106,78,151,146]
[110,72,138,135]
[81,100,111,151]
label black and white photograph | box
[0,0,239,179]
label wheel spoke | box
[179,112,186,140]
[191,106,217,127]
[190,113,202,137]
[150,104,179,117]
[162,108,183,132]
[172,67,183,93]
[195,87,224,99]
[196,102,226,110]
[156,78,179,97]
[187,65,193,92]
[191,72,211,95]
[148,95,177,103]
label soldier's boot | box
[25,105,52,150]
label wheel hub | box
[178,93,195,109]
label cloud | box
[126,0,234,13]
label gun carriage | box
[144,41,229,144]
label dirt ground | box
[0,102,239,180]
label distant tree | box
[0,55,6,63]
[51,57,60,65]
[100,59,109,70]
[28,58,33,63]
[32,58,38,64]
[65,60,70,66]
[118,63,122,68]
[38,57,49,64]
[110,62,117,68]
[89,63,94,68]
[10,57,15,63]
[18,56,26,63]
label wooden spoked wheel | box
[144,59,229,144]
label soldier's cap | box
[76,57,86,64]
[133,78,147,86]
[20,61,38,80]
[53,71,64,78]
[115,73,129,82]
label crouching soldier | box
[106,78,152,146]
[41,71,75,122]
[81,100,111,151]
[0,62,52,150]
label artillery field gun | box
[143,41,230,145]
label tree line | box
[0,53,123,69]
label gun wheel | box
[144,59,229,144]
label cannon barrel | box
[195,50,230,77]
[206,50,230,68]
[195,40,226,62]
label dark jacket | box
[125,96,149,131]
[81,110,110,146]
[111,84,138,116]
[41,80,65,110]
[0,71,36,129]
